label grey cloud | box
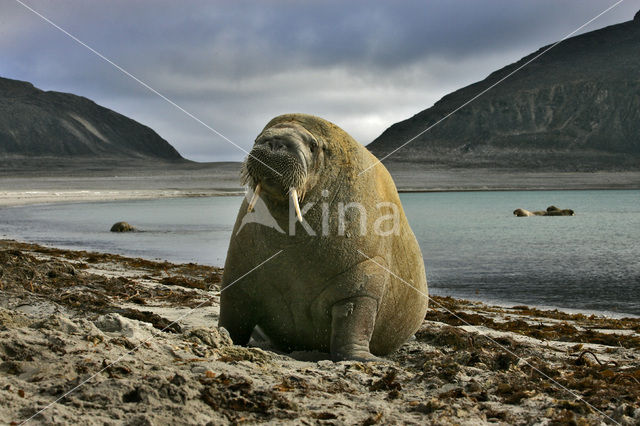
[1,0,637,161]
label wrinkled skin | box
[219,114,428,362]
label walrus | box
[546,206,575,216]
[513,207,575,217]
[513,208,545,217]
[219,113,428,362]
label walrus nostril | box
[268,139,285,151]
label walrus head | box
[513,208,531,217]
[241,121,325,220]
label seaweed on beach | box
[427,296,640,349]
[200,373,298,421]
[160,275,207,290]
[1,240,638,424]
[6,240,223,286]
[408,326,640,419]
[0,242,219,331]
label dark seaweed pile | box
[0,241,222,330]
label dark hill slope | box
[0,77,183,162]
[368,16,640,170]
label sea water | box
[1,190,638,316]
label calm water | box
[1,190,638,316]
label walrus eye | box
[309,140,318,153]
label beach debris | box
[115,309,182,334]
[187,327,233,349]
[216,346,273,365]
[161,275,206,290]
[362,411,384,425]
[110,221,136,232]
[369,368,402,400]
[200,373,296,420]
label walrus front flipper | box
[330,296,386,362]
[219,291,256,346]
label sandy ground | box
[0,163,244,207]
[1,163,638,207]
[0,189,242,207]
[0,240,638,425]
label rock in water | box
[110,222,136,232]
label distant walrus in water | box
[545,206,575,216]
[513,208,545,217]
[513,206,575,217]
[219,113,428,361]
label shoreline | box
[398,186,640,193]
[428,290,640,320]
[2,185,638,208]
[1,167,638,207]
[0,189,244,208]
[1,240,638,424]
[3,238,638,319]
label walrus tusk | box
[290,188,303,222]
[247,183,262,212]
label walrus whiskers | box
[290,188,303,222]
[247,183,262,212]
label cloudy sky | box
[1,0,637,161]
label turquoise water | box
[406,190,639,316]
[1,190,638,315]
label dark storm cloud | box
[1,0,637,161]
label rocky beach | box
[3,4,640,425]
[1,240,638,425]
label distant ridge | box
[0,76,184,163]
[368,13,640,171]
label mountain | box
[0,77,184,163]
[368,13,640,171]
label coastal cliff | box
[368,14,640,171]
[0,77,184,164]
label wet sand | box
[1,162,638,207]
[1,240,638,425]
[0,162,244,207]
